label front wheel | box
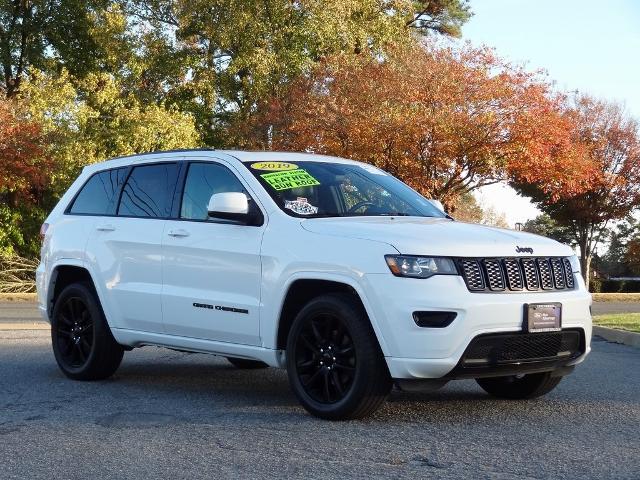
[286,294,391,420]
[476,372,562,399]
[51,283,124,380]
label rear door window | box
[117,163,179,218]
[69,168,128,215]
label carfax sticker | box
[261,169,320,191]
[251,162,298,171]
[284,197,319,215]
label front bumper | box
[361,273,592,379]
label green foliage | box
[19,69,200,195]
[597,279,640,294]
[1,0,470,256]
[600,219,639,277]
[122,0,472,144]
[589,278,602,293]
[522,214,574,245]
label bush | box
[589,278,602,293]
[0,254,37,293]
[597,279,640,293]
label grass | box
[591,293,640,302]
[593,313,640,333]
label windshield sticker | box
[359,164,387,176]
[261,169,321,191]
[285,197,319,215]
[251,162,298,171]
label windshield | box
[243,160,446,218]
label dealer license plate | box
[525,303,562,333]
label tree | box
[455,193,509,228]
[0,0,118,96]
[19,69,201,193]
[0,68,201,258]
[122,0,471,144]
[522,214,574,246]
[0,97,49,204]
[513,96,640,287]
[241,42,578,210]
[599,219,639,277]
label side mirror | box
[207,192,251,222]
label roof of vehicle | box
[82,149,361,174]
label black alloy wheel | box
[55,296,94,368]
[294,312,357,404]
[286,294,391,420]
[51,283,124,380]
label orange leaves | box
[0,99,50,204]
[244,42,588,210]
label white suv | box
[36,150,591,419]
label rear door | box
[161,160,265,345]
[86,161,180,333]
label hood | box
[300,217,574,258]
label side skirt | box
[111,328,284,367]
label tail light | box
[40,223,49,241]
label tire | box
[51,282,124,381]
[286,293,392,420]
[226,357,269,369]
[476,372,562,399]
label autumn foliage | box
[514,96,640,280]
[242,43,591,210]
[0,99,50,205]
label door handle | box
[167,229,190,238]
[96,224,116,232]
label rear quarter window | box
[68,168,128,215]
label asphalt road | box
[0,328,639,479]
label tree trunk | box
[583,255,592,291]
[577,237,592,291]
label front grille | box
[461,330,583,367]
[458,257,576,293]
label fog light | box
[413,311,457,328]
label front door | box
[161,161,264,345]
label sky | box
[460,0,640,226]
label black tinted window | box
[118,163,179,218]
[69,168,127,215]
[181,163,246,220]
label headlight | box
[385,255,458,279]
[568,255,581,273]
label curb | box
[0,322,49,331]
[0,293,37,302]
[593,326,640,348]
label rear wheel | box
[51,283,124,380]
[286,293,391,420]
[476,372,562,399]
[226,357,269,369]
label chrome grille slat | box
[483,259,505,291]
[562,258,575,289]
[503,258,523,290]
[521,258,539,290]
[461,260,484,291]
[550,258,566,289]
[537,258,554,290]
[458,257,574,293]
